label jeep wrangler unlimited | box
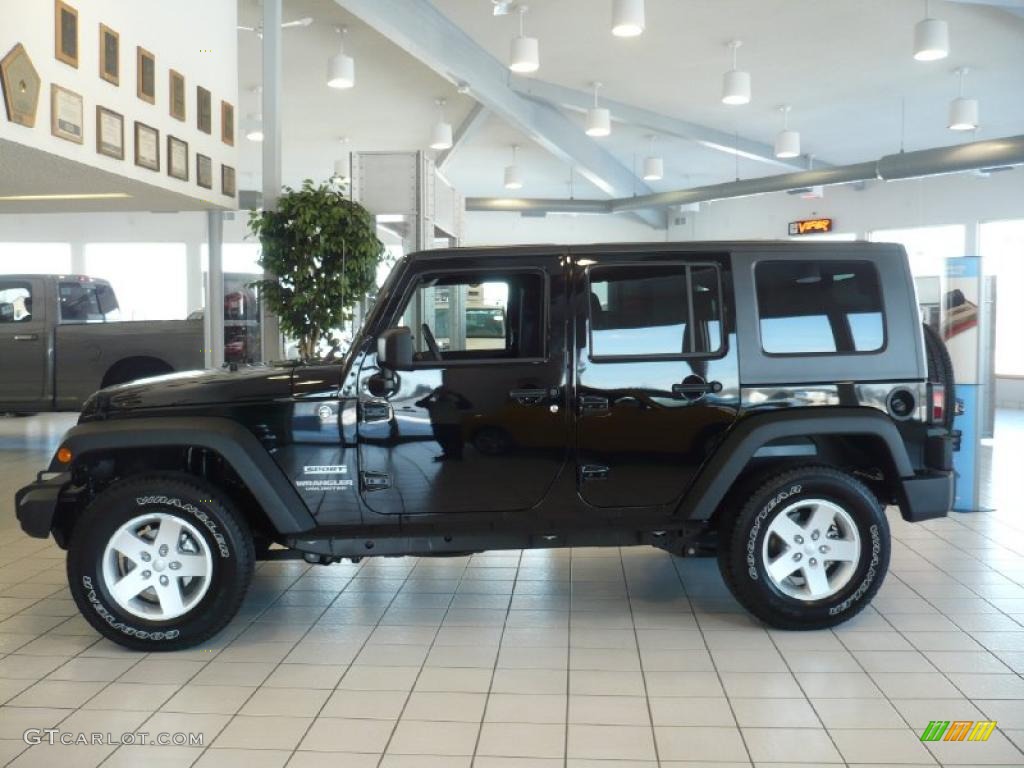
[16,242,955,650]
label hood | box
[80,363,341,419]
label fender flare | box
[50,417,316,534]
[681,408,915,520]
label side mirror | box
[378,326,413,371]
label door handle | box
[580,464,610,481]
[360,399,393,423]
[672,378,723,400]
[509,388,550,405]
[578,394,610,413]
[12,334,38,341]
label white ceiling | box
[239,0,1024,200]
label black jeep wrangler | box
[16,242,956,649]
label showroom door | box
[574,254,740,508]
[356,256,570,517]
[0,278,46,405]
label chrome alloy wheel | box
[761,498,861,601]
[100,513,213,620]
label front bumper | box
[898,470,954,522]
[15,472,71,539]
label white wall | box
[0,0,238,205]
[463,211,666,246]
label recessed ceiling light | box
[722,40,751,105]
[509,5,539,73]
[612,0,645,37]
[0,193,133,201]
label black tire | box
[923,322,956,430]
[718,466,890,630]
[67,473,254,651]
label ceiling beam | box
[436,102,489,172]
[334,0,666,228]
[513,79,828,171]
[943,0,1024,17]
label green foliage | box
[249,180,385,360]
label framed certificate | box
[55,1,79,68]
[51,84,84,143]
[169,69,185,121]
[196,154,213,189]
[197,86,212,134]
[221,100,234,146]
[137,46,155,104]
[134,121,159,171]
[221,164,236,197]
[99,24,119,85]
[167,135,188,181]
[96,106,124,159]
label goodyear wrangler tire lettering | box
[718,467,890,631]
[68,474,254,651]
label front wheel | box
[718,466,890,630]
[67,474,254,651]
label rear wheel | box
[67,474,254,650]
[718,466,890,629]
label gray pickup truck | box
[0,275,203,413]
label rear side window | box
[588,263,722,358]
[59,281,119,322]
[0,281,33,323]
[756,260,885,354]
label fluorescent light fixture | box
[0,193,133,201]
[612,0,645,37]
[509,6,539,73]
[722,40,750,105]
[327,27,355,89]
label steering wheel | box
[421,323,443,362]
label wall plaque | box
[0,43,41,127]
[99,24,119,86]
[196,153,212,189]
[51,83,84,143]
[168,135,189,181]
[96,106,124,159]
[55,0,78,68]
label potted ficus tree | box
[249,180,385,361]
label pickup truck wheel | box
[67,474,254,651]
[718,466,890,630]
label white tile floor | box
[0,412,1022,767]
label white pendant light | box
[721,40,751,105]
[245,113,264,142]
[913,0,949,61]
[612,0,645,37]
[509,5,540,73]
[504,144,523,190]
[948,66,979,131]
[774,105,800,158]
[642,134,662,180]
[327,26,355,89]
[430,98,453,150]
[586,81,611,137]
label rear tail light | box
[930,384,946,425]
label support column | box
[260,0,283,361]
[206,211,225,369]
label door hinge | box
[360,471,391,491]
[579,464,610,481]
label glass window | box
[756,260,885,354]
[980,219,1024,376]
[0,281,33,323]
[399,272,543,361]
[588,263,722,358]
[870,225,965,277]
[84,243,188,320]
[59,281,119,322]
